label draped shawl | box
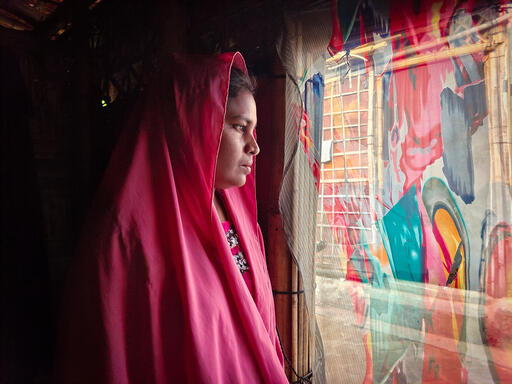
[57,52,288,384]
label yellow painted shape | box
[449,290,460,342]
[371,244,391,270]
[503,237,512,298]
[433,208,466,289]
[430,2,443,39]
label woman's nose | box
[246,133,260,156]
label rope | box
[272,289,305,295]
[276,326,313,384]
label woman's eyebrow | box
[229,115,255,124]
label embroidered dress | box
[222,221,249,273]
[221,220,256,298]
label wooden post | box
[255,56,299,379]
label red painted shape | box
[328,0,343,56]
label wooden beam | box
[326,13,512,68]
[0,8,34,31]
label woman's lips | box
[240,165,252,173]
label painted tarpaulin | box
[312,0,512,383]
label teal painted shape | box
[378,185,424,282]
[370,187,426,382]
[350,230,425,383]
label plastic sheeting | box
[279,1,511,382]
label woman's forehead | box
[226,90,257,123]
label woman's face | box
[215,89,259,189]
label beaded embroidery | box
[224,225,250,274]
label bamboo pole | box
[268,214,294,378]
[297,274,303,377]
[326,12,512,66]
[306,288,310,378]
[301,282,311,380]
[389,41,498,72]
[301,278,309,378]
[375,74,384,196]
[484,15,511,293]
[486,25,512,186]
[291,260,299,375]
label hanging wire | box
[276,325,313,384]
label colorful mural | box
[314,1,511,383]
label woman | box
[57,52,288,384]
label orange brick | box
[360,111,368,124]
[333,128,343,140]
[350,169,368,179]
[345,126,360,138]
[333,82,340,95]
[343,94,358,110]
[344,140,359,151]
[323,161,333,170]
[344,112,358,126]
[333,142,345,152]
[332,97,342,112]
[325,83,333,96]
[360,92,368,106]
[333,156,345,168]
[323,99,331,114]
[345,154,360,167]
[322,169,334,180]
[334,169,345,179]
[341,79,355,93]
[333,114,343,126]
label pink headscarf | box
[57,52,287,384]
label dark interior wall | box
[1,47,52,384]
[1,2,189,383]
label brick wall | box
[316,68,374,273]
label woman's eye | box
[233,124,247,133]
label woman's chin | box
[231,176,247,188]
[216,176,247,190]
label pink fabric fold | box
[57,52,287,384]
